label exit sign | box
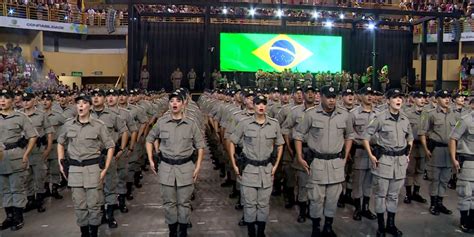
[71,71,83,77]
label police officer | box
[90,88,129,228]
[146,91,205,237]
[403,91,428,204]
[57,93,115,237]
[229,95,284,237]
[294,85,353,237]
[0,89,38,231]
[449,109,474,233]
[42,92,66,199]
[22,92,54,213]
[108,88,138,213]
[348,87,377,221]
[57,91,77,119]
[419,90,456,216]
[363,89,413,237]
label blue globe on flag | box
[269,40,296,67]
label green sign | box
[220,33,342,73]
[71,71,83,77]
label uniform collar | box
[73,115,92,126]
[384,110,406,121]
[164,113,189,125]
[249,115,271,126]
[315,105,341,116]
[436,106,450,114]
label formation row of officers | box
[0,84,473,237]
[201,85,474,237]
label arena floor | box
[0,148,471,237]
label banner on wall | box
[0,16,88,34]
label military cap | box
[385,88,405,98]
[435,90,450,98]
[253,95,267,105]
[320,85,337,98]
[75,93,92,103]
[0,89,14,98]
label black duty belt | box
[4,142,20,150]
[459,153,474,162]
[161,156,193,165]
[307,150,342,161]
[353,144,364,150]
[69,158,100,167]
[381,148,407,157]
[429,139,448,148]
[242,155,273,167]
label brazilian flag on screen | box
[220,33,342,73]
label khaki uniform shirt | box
[450,112,474,181]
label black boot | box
[126,182,134,200]
[101,205,107,224]
[321,217,337,237]
[411,186,427,203]
[460,210,471,233]
[469,209,474,229]
[256,221,266,237]
[403,186,412,204]
[429,196,440,216]
[59,176,68,187]
[118,194,129,213]
[24,195,36,212]
[238,215,247,226]
[361,196,377,220]
[89,225,99,237]
[352,198,361,221]
[437,197,452,215]
[297,202,307,223]
[284,187,295,209]
[221,173,233,187]
[219,166,226,178]
[10,207,24,231]
[337,193,345,208]
[80,225,90,237]
[376,213,385,237]
[229,181,239,198]
[168,223,178,237]
[344,189,354,206]
[36,193,46,213]
[106,206,118,228]
[385,212,403,237]
[134,172,143,188]
[0,207,14,230]
[44,182,51,197]
[178,223,188,237]
[247,222,256,237]
[311,218,321,237]
[51,184,63,199]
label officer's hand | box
[115,150,124,161]
[452,160,461,173]
[59,165,68,181]
[271,166,278,178]
[232,165,241,179]
[41,151,49,161]
[298,158,310,174]
[369,154,378,169]
[193,166,201,182]
[99,170,107,183]
[150,161,158,175]
[425,149,432,160]
[22,156,29,169]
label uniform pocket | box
[331,158,346,182]
[310,121,324,137]
[456,180,472,198]
[376,156,394,178]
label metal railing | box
[0,2,128,26]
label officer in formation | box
[0,89,38,231]
[229,94,284,237]
[57,93,116,237]
[146,90,205,237]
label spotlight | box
[276,9,283,17]
[325,21,333,28]
[339,13,344,19]
[64,16,68,20]
[249,8,256,16]
[8,9,14,15]
[368,22,375,30]
[222,8,228,14]
[312,11,319,19]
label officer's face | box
[76,100,91,117]
[42,98,52,109]
[470,102,474,110]
[281,93,290,104]
[343,94,354,105]
[321,96,336,110]
[414,97,424,107]
[0,96,13,110]
[314,92,321,104]
[245,96,254,110]
[437,97,450,109]
[14,95,22,106]
[293,91,304,104]
[455,96,465,105]
[92,95,105,106]
[22,99,34,109]
[304,91,315,103]
[169,97,183,113]
[388,96,403,110]
[107,95,118,106]
[59,96,67,106]
[360,94,373,105]
[273,92,280,101]
[118,95,128,104]
[255,102,266,115]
